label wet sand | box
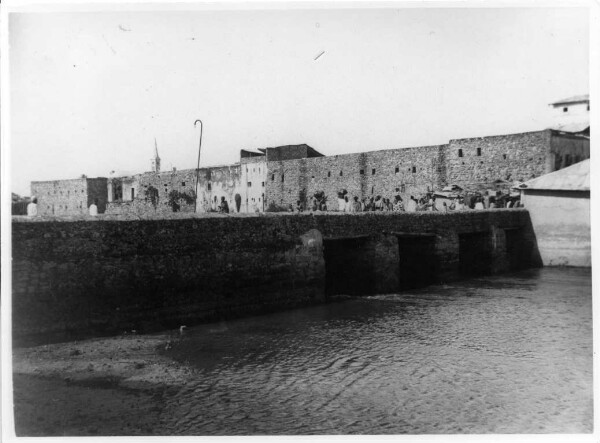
[12,332,189,436]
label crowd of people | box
[290,189,522,213]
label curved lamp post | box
[194,119,203,213]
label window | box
[271,174,275,181]
[395,167,399,174]
[412,166,416,173]
[563,107,568,113]
[282,174,285,182]
[182,182,186,186]
[360,169,364,175]
[587,104,590,111]
[395,187,400,192]
[131,188,135,199]
[477,148,481,156]
[372,168,376,175]
[207,183,212,191]
[503,154,507,160]
[328,171,331,177]
[371,186,374,194]
[311,176,315,179]
[458,149,463,157]
[339,171,343,176]
[247,182,252,187]
[261,182,265,187]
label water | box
[161,268,592,434]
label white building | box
[548,94,590,134]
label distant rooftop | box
[523,159,589,192]
[549,94,589,107]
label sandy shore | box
[11,332,192,436]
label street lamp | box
[194,119,203,213]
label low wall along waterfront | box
[12,210,542,345]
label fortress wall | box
[265,145,447,209]
[445,130,552,190]
[31,178,92,217]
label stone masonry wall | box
[444,130,552,190]
[106,165,243,216]
[31,178,92,216]
[265,145,447,209]
[12,210,539,344]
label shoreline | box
[11,332,190,436]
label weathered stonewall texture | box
[32,129,588,217]
[31,178,108,216]
[265,145,446,209]
[13,210,540,344]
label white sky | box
[9,6,589,196]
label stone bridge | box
[12,210,542,345]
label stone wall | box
[106,165,243,216]
[265,145,447,209]
[31,177,107,216]
[12,210,540,344]
[444,130,552,190]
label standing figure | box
[219,196,230,213]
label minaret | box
[151,138,161,173]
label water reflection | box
[163,268,592,434]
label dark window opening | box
[247,182,252,187]
[458,149,463,157]
[372,168,376,175]
[182,182,186,186]
[131,188,135,199]
[395,167,399,173]
[371,186,374,194]
[395,187,400,192]
[271,174,275,181]
[282,174,285,182]
[208,183,212,191]
[477,148,481,156]
[503,154,507,160]
[312,176,315,179]
[340,171,343,176]
[328,171,331,177]
[587,104,590,111]
[412,166,416,173]
[563,107,568,112]
[261,182,265,187]
[360,169,364,175]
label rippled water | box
[163,268,592,434]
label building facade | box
[30,125,590,217]
[30,177,108,216]
[521,159,590,267]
